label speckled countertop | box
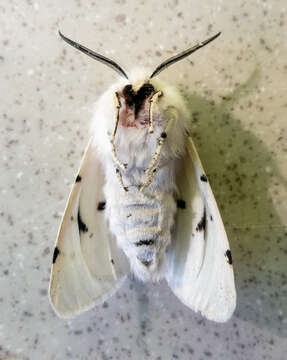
[1,0,287,359]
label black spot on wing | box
[225,249,233,265]
[135,239,154,247]
[75,175,82,182]
[160,131,167,139]
[97,201,106,211]
[77,208,88,233]
[177,199,186,209]
[196,208,206,231]
[200,174,207,182]
[52,247,60,264]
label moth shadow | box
[182,67,287,337]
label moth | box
[49,31,236,322]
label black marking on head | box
[75,175,82,183]
[135,83,155,115]
[111,259,115,264]
[210,215,213,221]
[177,199,186,209]
[52,247,60,264]
[123,83,155,116]
[70,216,74,221]
[77,209,88,233]
[200,174,207,182]
[225,249,233,265]
[135,239,154,247]
[196,208,206,231]
[123,85,135,107]
[161,132,167,139]
[97,201,106,211]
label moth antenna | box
[58,31,129,80]
[150,32,221,78]
[110,92,128,170]
[139,168,158,192]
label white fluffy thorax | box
[91,69,191,281]
[92,68,190,167]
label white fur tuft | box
[92,68,191,281]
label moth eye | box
[137,83,155,97]
[122,84,135,107]
[123,84,133,93]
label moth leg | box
[148,90,163,134]
[139,168,157,191]
[110,92,127,170]
[144,113,174,175]
[116,168,128,192]
[111,92,121,138]
[144,136,165,175]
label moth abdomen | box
[135,239,155,247]
[136,248,156,268]
[107,184,176,281]
[140,260,152,267]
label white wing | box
[166,137,236,322]
[49,138,129,318]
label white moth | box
[49,31,236,322]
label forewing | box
[49,139,129,318]
[166,137,236,322]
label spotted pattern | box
[77,209,88,233]
[52,247,60,264]
[225,249,233,265]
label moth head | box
[58,31,221,191]
[114,68,155,118]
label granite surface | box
[1,0,287,359]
